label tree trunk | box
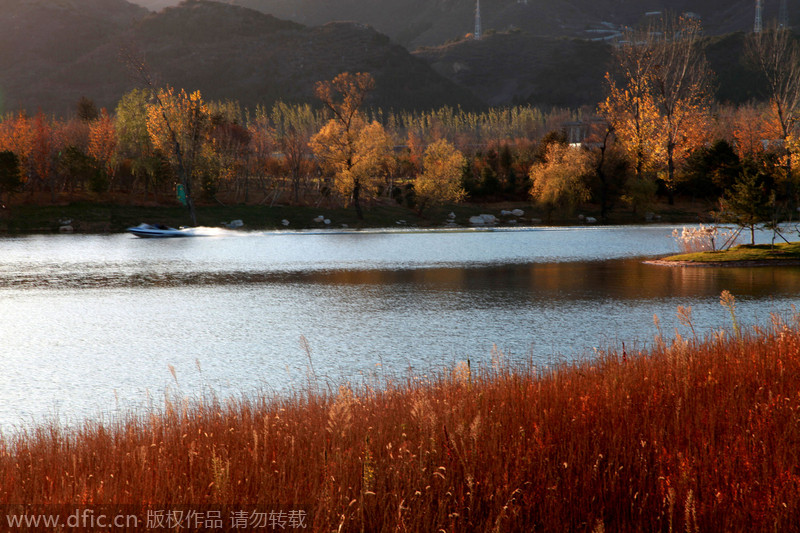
[353,178,364,220]
[667,143,676,206]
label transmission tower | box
[779,0,789,29]
[474,0,482,39]
[755,0,763,33]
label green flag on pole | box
[176,184,187,206]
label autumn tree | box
[747,27,800,205]
[584,120,630,221]
[31,112,56,201]
[600,31,661,186]
[311,116,393,212]
[0,112,33,185]
[414,138,466,215]
[87,109,118,191]
[115,89,168,198]
[529,143,591,221]
[310,72,381,219]
[727,103,773,161]
[601,15,711,207]
[648,15,712,203]
[125,49,206,224]
[207,102,251,202]
[271,101,320,204]
[146,87,211,225]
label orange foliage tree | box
[88,109,118,190]
[0,112,33,184]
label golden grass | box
[2,307,800,531]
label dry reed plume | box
[1,302,800,531]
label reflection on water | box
[311,260,800,300]
[0,226,798,432]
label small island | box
[649,240,800,267]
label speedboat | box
[127,223,194,238]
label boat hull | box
[127,224,193,238]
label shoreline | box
[645,258,800,267]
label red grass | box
[2,310,800,531]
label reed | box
[2,304,800,531]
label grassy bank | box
[1,304,800,531]
[662,241,800,265]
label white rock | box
[500,210,512,216]
[448,212,456,219]
[313,215,325,223]
[585,217,597,224]
[469,215,486,225]
[59,225,74,234]
[323,219,331,225]
[480,214,498,224]
[281,219,290,226]
[511,209,524,217]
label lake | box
[0,224,798,433]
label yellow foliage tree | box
[529,143,591,221]
[600,74,664,185]
[146,87,210,224]
[310,72,381,218]
[414,138,466,215]
[310,117,393,211]
[601,15,711,206]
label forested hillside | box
[1,0,480,116]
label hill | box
[414,28,767,108]
[3,0,482,116]
[227,0,783,49]
[414,32,612,108]
[0,0,147,114]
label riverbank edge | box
[647,240,800,267]
[645,258,800,267]
[0,198,710,235]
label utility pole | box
[755,0,763,33]
[474,0,482,40]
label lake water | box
[1,224,798,433]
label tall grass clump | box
[1,303,800,531]
[672,224,736,253]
